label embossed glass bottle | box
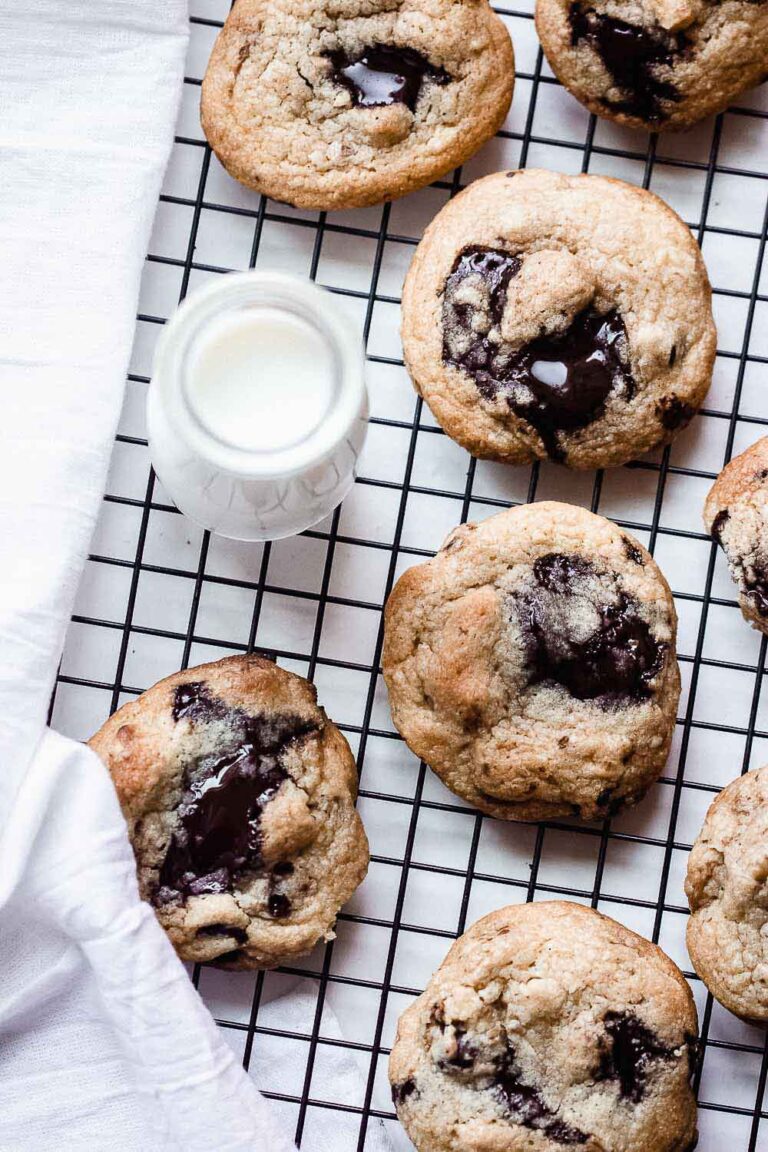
[147,272,368,541]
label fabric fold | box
[0,3,293,1149]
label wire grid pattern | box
[50,2,768,1148]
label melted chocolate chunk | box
[494,1045,588,1145]
[745,564,768,617]
[442,247,634,462]
[216,949,244,965]
[534,552,592,593]
[596,1011,677,1102]
[711,508,730,543]
[172,681,227,723]
[272,860,295,877]
[267,892,292,918]
[156,704,318,904]
[197,924,248,943]
[391,1079,417,1107]
[508,311,633,460]
[569,3,686,123]
[595,786,625,817]
[657,395,695,431]
[514,553,665,703]
[447,246,521,318]
[712,506,768,616]
[327,44,449,111]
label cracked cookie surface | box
[704,436,768,637]
[535,0,768,131]
[390,901,699,1152]
[686,765,768,1024]
[382,502,680,821]
[401,169,715,470]
[200,0,514,210]
[89,654,369,968]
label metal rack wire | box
[50,3,768,1148]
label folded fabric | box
[0,3,294,1148]
[0,731,297,1151]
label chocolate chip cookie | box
[390,900,699,1152]
[89,655,369,968]
[200,0,514,211]
[401,168,715,469]
[536,0,768,131]
[686,765,768,1024]
[382,501,680,821]
[704,437,768,636]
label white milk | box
[183,307,337,453]
[147,272,367,541]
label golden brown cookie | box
[201,0,514,210]
[704,436,768,636]
[536,0,768,131]
[686,766,768,1025]
[390,901,699,1152]
[382,502,680,821]
[401,169,715,470]
[89,655,369,968]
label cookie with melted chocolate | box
[704,437,768,637]
[402,169,715,470]
[536,0,768,131]
[390,901,699,1152]
[382,501,680,822]
[89,655,369,968]
[201,0,514,210]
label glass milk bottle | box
[147,271,368,541]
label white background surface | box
[52,2,768,1148]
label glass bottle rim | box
[152,271,367,480]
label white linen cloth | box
[0,4,389,1149]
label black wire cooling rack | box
[50,3,768,1148]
